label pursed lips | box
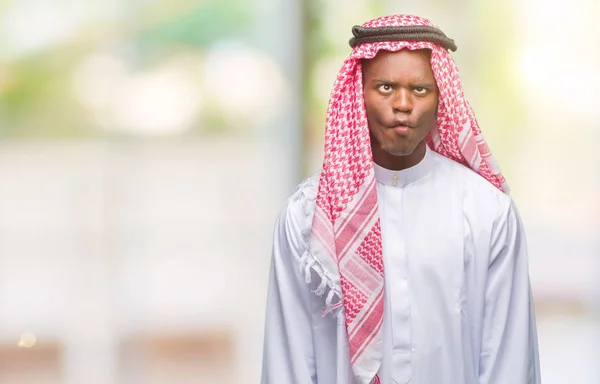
[390,120,411,129]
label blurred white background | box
[0,0,597,382]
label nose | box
[392,88,412,114]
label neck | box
[372,140,428,171]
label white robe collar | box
[373,145,435,188]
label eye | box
[414,87,428,95]
[377,84,393,94]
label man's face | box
[362,49,439,169]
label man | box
[262,14,540,384]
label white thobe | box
[262,146,541,384]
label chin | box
[386,146,416,157]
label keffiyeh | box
[305,14,508,384]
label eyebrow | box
[371,78,436,87]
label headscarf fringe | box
[298,248,343,316]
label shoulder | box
[429,153,527,260]
[430,151,517,235]
[284,171,320,223]
[273,171,320,254]
[431,150,512,211]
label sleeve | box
[479,200,541,384]
[261,197,318,384]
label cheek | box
[363,92,376,109]
[365,97,389,120]
[364,100,380,123]
[419,99,438,121]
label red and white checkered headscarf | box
[309,14,508,384]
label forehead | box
[362,49,434,80]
